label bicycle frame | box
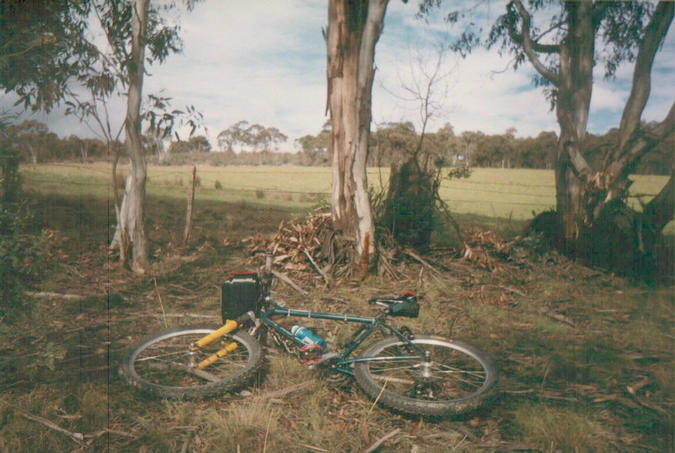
[257,300,426,376]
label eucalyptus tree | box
[326,0,389,272]
[0,0,197,274]
[423,0,674,273]
[8,120,50,164]
[296,131,330,166]
[217,120,250,153]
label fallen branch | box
[299,443,329,453]
[25,291,85,301]
[361,428,401,453]
[22,413,85,446]
[303,248,330,285]
[501,285,528,298]
[85,428,135,440]
[403,249,441,276]
[626,376,650,396]
[153,278,168,328]
[257,380,314,400]
[159,313,219,319]
[271,270,309,295]
[546,312,576,328]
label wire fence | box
[21,163,664,217]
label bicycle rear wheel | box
[119,325,263,399]
[353,335,497,416]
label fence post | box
[183,165,197,245]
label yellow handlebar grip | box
[195,320,238,348]
[196,341,239,370]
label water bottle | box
[291,326,326,351]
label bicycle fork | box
[189,319,239,370]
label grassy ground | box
[1,165,672,452]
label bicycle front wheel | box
[353,335,497,416]
[119,325,263,399]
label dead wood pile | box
[241,212,582,289]
[242,212,356,284]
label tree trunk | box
[113,0,149,274]
[110,149,128,266]
[326,0,387,272]
[26,144,37,164]
[512,0,673,277]
[554,2,673,247]
[79,141,87,163]
[553,2,595,244]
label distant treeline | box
[4,119,671,174]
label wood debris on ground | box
[241,211,350,284]
[240,211,600,300]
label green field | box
[20,163,669,221]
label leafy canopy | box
[0,0,194,113]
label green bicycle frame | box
[261,303,426,376]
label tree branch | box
[617,1,674,151]
[510,19,562,54]
[609,102,675,181]
[601,102,674,206]
[508,0,560,86]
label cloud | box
[3,0,673,147]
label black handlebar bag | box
[221,272,262,323]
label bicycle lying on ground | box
[120,253,498,417]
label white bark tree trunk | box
[110,0,150,274]
[26,144,37,164]
[326,0,387,273]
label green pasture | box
[20,162,670,228]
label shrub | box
[0,200,46,319]
[0,147,47,319]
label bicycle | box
[119,253,498,417]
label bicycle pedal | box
[303,352,339,367]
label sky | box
[6,0,675,152]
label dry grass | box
[513,405,612,451]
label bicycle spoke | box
[135,350,190,362]
[436,363,485,376]
[369,364,419,373]
[132,333,253,387]
[356,338,494,407]
[371,375,414,385]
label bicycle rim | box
[354,336,497,416]
[122,325,262,398]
